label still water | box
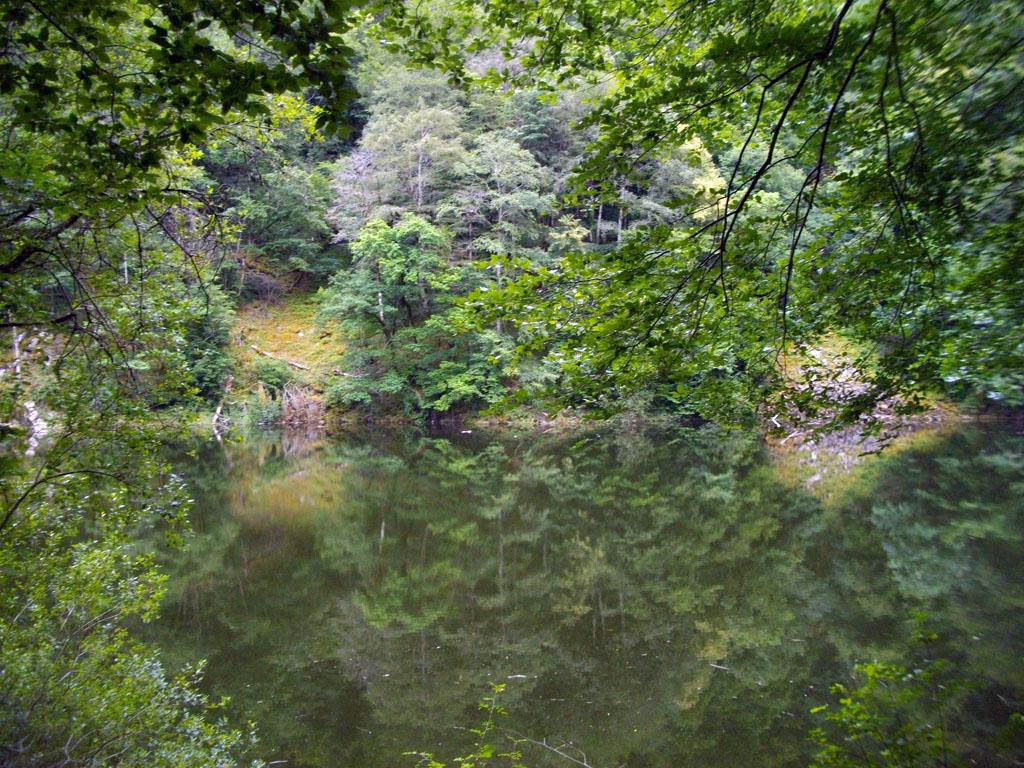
[147,423,1024,768]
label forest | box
[1,0,1022,767]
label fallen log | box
[248,344,310,371]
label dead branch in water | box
[280,382,324,427]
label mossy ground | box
[230,291,344,393]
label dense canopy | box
[392,0,1024,417]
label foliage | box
[330,57,470,238]
[319,46,725,418]
[0,371,259,764]
[0,0,396,764]
[0,498,258,767]
[204,120,345,298]
[1,0,358,170]
[320,214,509,414]
[386,0,1024,421]
[406,684,525,768]
[252,358,293,398]
[3,2,1024,766]
[243,395,284,428]
[185,283,236,401]
[321,215,454,338]
[809,636,970,768]
[811,663,962,768]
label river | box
[144,421,1024,768]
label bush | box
[252,358,292,397]
[244,395,283,428]
[184,286,235,402]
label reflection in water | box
[145,424,1024,768]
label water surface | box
[148,423,1024,768]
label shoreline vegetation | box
[200,289,977,501]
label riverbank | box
[761,339,968,500]
[209,294,985,495]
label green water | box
[148,423,1024,768]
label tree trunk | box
[497,509,505,597]
[372,263,392,341]
[248,345,310,370]
[494,200,507,332]
[10,329,47,456]
[418,277,431,318]
[211,374,234,440]
[416,142,425,210]
[400,296,415,328]
[495,262,504,334]
[619,587,626,634]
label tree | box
[320,214,506,414]
[441,132,551,261]
[321,214,454,340]
[0,0,396,763]
[394,0,1024,421]
[203,118,344,297]
[810,647,972,768]
[1,0,384,487]
[2,0,362,331]
[331,106,469,239]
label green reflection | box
[143,424,1024,768]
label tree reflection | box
[145,424,1024,768]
